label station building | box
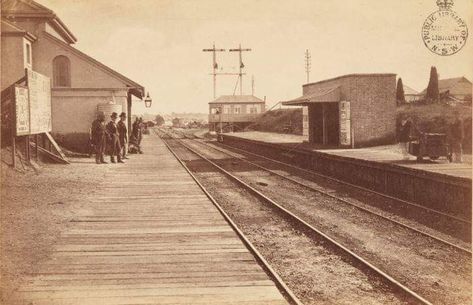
[283,74,396,147]
[208,95,265,132]
[1,0,145,151]
[420,77,472,103]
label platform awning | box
[282,86,341,106]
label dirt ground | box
[0,157,107,304]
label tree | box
[155,114,165,126]
[425,66,439,102]
[396,78,406,104]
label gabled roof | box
[1,0,77,44]
[303,73,396,87]
[420,77,472,94]
[44,32,144,99]
[1,19,37,41]
[403,84,419,95]
[282,86,341,106]
[209,95,265,104]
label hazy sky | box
[37,0,473,114]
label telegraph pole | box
[305,49,311,83]
[251,75,255,96]
[229,44,251,95]
[203,43,225,99]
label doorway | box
[308,102,339,146]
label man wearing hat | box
[106,112,124,163]
[91,111,107,164]
[117,112,129,160]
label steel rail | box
[155,129,303,305]
[160,129,434,305]
[212,139,471,225]
[185,137,471,254]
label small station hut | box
[283,73,396,147]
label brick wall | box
[303,74,396,147]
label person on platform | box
[117,112,129,160]
[91,111,107,164]
[449,116,464,163]
[106,112,124,163]
[138,117,144,153]
[131,117,143,154]
[399,118,412,160]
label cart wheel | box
[416,156,423,162]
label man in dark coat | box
[399,119,412,160]
[91,111,107,164]
[106,112,124,163]
[449,117,464,163]
[131,117,143,154]
[117,112,128,160]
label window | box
[234,105,241,114]
[249,104,260,114]
[53,55,71,87]
[223,105,231,114]
[24,41,32,68]
[25,43,31,65]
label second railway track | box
[157,128,472,305]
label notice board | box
[27,69,52,134]
[14,86,30,136]
[339,101,351,146]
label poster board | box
[14,85,30,136]
[339,101,351,146]
[26,69,52,134]
[302,106,309,137]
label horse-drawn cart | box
[408,132,452,162]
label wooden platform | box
[228,131,472,179]
[12,132,287,305]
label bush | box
[245,109,303,135]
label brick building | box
[1,0,145,151]
[283,74,396,147]
[208,95,265,132]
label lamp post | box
[144,92,152,108]
[219,106,223,134]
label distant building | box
[172,118,185,128]
[420,77,472,102]
[1,0,145,151]
[403,85,421,103]
[283,74,396,147]
[208,95,266,132]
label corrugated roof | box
[420,77,472,94]
[403,85,419,95]
[282,86,341,106]
[209,95,265,104]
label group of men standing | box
[90,111,144,164]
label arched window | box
[53,55,71,87]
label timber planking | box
[12,132,287,305]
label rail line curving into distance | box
[158,128,436,305]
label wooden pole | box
[12,136,16,168]
[35,134,39,160]
[25,135,30,162]
[11,86,16,168]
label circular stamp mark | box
[422,9,468,56]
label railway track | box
[182,134,471,254]
[177,129,471,244]
[157,128,447,305]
